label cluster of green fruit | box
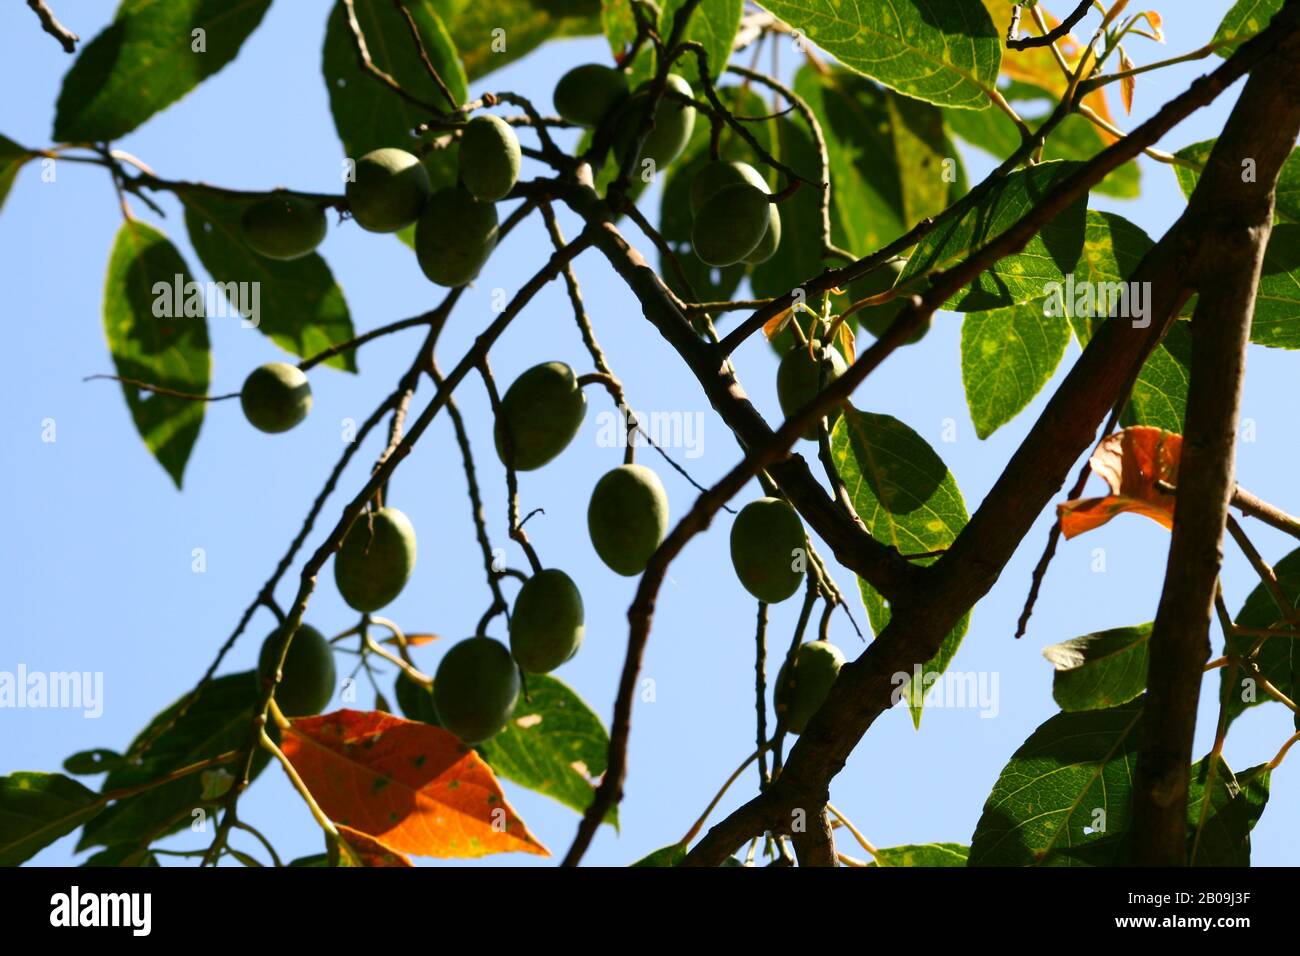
[237,115,520,289]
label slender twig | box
[83,375,239,402]
[26,0,78,53]
[1007,0,1093,51]
[755,602,770,789]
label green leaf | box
[1220,546,1300,728]
[63,750,128,777]
[288,852,332,867]
[968,701,1143,866]
[1043,623,1151,712]
[1173,139,1300,223]
[0,134,34,217]
[1249,223,1300,349]
[434,0,600,79]
[631,842,687,866]
[1187,758,1270,866]
[181,191,357,371]
[322,0,468,161]
[960,300,1070,439]
[103,220,211,488]
[829,408,970,726]
[868,842,969,866]
[53,0,272,142]
[1213,0,1283,56]
[1121,318,1191,434]
[658,86,772,303]
[78,671,266,851]
[1068,211,1154,346]
[661,0,742,87]
[795,67,949,256]
[478,674,617,827]
[0,773,104,866]
[900,161,1088,312]
[80,843,161,867]
[759,0,1001,109]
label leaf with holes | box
[279,709,547,858]
[830,408,969,726]
[103,220,211,488]
[1057,428,1181,539]
[1044,623,1151,712]
[54,0,272,142]
[761,0,1001,110]
[968,700,1143,866]
[182,191,357,370]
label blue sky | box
[2,1,1297,867]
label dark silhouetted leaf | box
[1044,623,1151,711]
[0,773,104,866]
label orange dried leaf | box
[837,319,857,364]
[1118,48,1136,114]
[763,305,794,341]
[1058,427,1182,539]
[281,709,548,859]
[383,632,439,647]
[335,825,413,867]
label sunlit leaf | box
[1057,428,1180,539]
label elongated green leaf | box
[434,0,600,79]
[795,66,949,256]
[103,220,210,488]
[900,161,1088,312]
[1249,223,1300,349]
[1044,623,1151,712]
[661,0,742,87]
[658,86,772,303]
[1187,758,1270,866]
[1174,139,1300,223]
[1213,0,1282,55]
[869,843,969,866]
[1122,318,1191,434]
[54,0,271,142]
[829,408,969,726]
[960,300,1070,439]
[759,0,1001,109]
[0,134,34,217]
[0,773,104,866]
[631,842,687,866]
[78,671,266,851]
[1220,546,1300,728]
[181,191,357,370]
[968,701,1143,866]
[478,675,617,826]
[323,0,468,161]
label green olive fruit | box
[345,148,430,233]
[433,637,521,744]
[240,195,327,260]
[612,74,697,172]
[553,64,629,128]
[730,498,807,604]
[743,203,782,264]
[509,569,585,674]
[394,670,440,726]
[458,115,521,202]
[587,464,670,576]
[690,161,767,214]
[258,624,336,717]
[849,259,929,344]
[692,182,771,267]
[414,186,499,287]
[493,362,587,471]
[775,640,845,734]
[776,342,848,441]
[333,507,417,612]
[240,362,312,434]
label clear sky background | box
[3,1,1297,867]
